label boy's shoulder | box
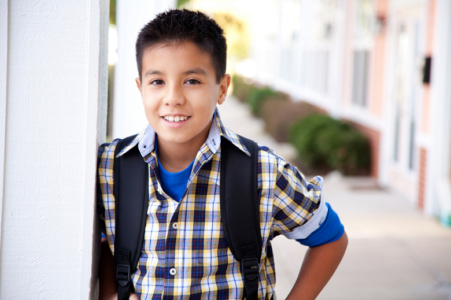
[97,139,119,162]
[257,143,294,172]
[217,115,289,170]
[97,133,141,163]
[257,142,323,192]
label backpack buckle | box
[116,264,130,286]
[241,258,259,281]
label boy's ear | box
[135,77,143,94]
[218,74,231,105]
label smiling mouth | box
[162,115,191,123]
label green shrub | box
[260,99,322,143]
[247,87,278,116]
[231,74,255,103]
[289,114,370,175]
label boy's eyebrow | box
[143,67,207,77]
[183,68,207,76]
[144,69,163,77]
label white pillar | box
[426,0,451,220]
[112,0,176,139]
[0,0,109,298]
[0,0,8,247]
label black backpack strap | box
[220,135,261,300]
[113,135,149,300]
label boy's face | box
[136,41,230,148]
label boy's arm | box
[99,238,118,300]
[286,231,348,300]
[270,157,347,299]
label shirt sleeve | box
[296,202,344,247]
[97,140,120,254]
[272,159,327,240]
[97,143,108,238]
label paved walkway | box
[218,96,451,300]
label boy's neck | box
[157,119,213,173]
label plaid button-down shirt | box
[98,109,326,299]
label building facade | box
[251,0,451,223]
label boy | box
[98,9,348,300]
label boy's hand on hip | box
[129,293,139,300]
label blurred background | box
[107,0,451,299]
[1,0,449,298]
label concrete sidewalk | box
[218,97,451,300]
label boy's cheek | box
[142,92,159,104]
[143,107,161,127]
[142,97,161,112]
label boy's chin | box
[156,132,196,145]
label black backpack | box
[112,134,263,300]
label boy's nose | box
[164,85,185,106]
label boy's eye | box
[185,79,200,85]
[150,79,164,85]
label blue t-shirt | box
[155,137,194,202]
[157,158,194,202]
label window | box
[352,50,370,106]
[298,0,337,95]
[278,0,301,83]
[351,0,375,107]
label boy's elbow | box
[99,239,117,299]
[338,230,348,255]
[340,230,348,244]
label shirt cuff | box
[296,202,344,247]
[283,196,328,239]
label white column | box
[426,0,451,220]
[0,0,109,298]
[0,0,8,249]
[112,0,176,139]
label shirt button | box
[169,268,177,276]
[172,222,178,229]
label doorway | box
[388,4,425,203]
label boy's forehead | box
[142,42,215,76]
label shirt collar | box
[116,107,251,158]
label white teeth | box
[164,116,189,122]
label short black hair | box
[136,9,227,84]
